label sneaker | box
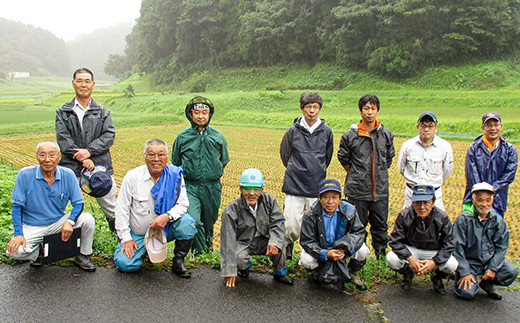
[479,279,502,300]
[74,254,96,272]
[273,275,294,285]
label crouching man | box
[453,182,519,300]
[299,179,369,292]
[220,168,294,288]
[6,141,96,271]
[386,185,458,294]
[114,139,196,276]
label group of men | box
[5,68,518,300]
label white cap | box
[144,227,167,263]
[471,182,495,195]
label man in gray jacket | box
[220,168,294,288]
[56,68,117,232]
[337,94,395,259]
[280,92,334,260]
[453,182,518,300]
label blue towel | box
[150,164,183,234]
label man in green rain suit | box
[172,97,229,253]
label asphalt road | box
[0,263,518,322]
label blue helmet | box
[239,168,265,187]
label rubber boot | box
[172,239,193,278]
[431,269,448,295]
[286,242,294,261]
[399,266,414,290]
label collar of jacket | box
[293,117,325,133]
[239,192,265,212]
[356,119,381,137]
[62,98,100,111]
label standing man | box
[220,168,293,288]
[397,112,453,210]
[337,94,395,259]
[114,139,196,275]
[299,179,369,292]
[453,182,518,300]
[464,112,517,217]
[280,92,334,259]
[56,68,117,232]
[172,96,229,253]
[386,185,458,295]
[6,141,96,271]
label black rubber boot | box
[286,242,294,261]
[431,270,448,295]
[399,266,414,290]
[172,239,193,278]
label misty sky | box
[0,0,142,41]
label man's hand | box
[407,256,422,273]
[482,269,496,281]
[6,235,26,255]
[327,249,345,261]
[457,274,476,290]
[266,245,279,256]
[121,240,139,259]
[418,259,436,275]
[82,158,95,171]
[224,276,236,288]
[73,148,91,162]
[150,214,169,230]
[61,221,73,241]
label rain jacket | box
[300,199,365,281]
[171,97,229,182]
[280,117,333,197]
[56,99,115,176]
[453,206,511,277]
[337,120,395,201]
[389,205,455,265]
[220,192,285,277]
[463,135,517,214]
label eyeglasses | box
[37,153,59,159]
[73,79,93,85]
[303,104,320,111]
[145,153,167,159]
[419,123,436,129]
[483,122,501,129]
[241,187,262,193]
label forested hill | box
[106,0,520,84]
[0,18,70,76]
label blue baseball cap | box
[418,112,438,124]
[411,185,435,202]
[319,179,342,196]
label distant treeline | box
[106,0,520,83]
[0,18,70,76]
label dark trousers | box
[347,198,389,255]
[454,261,519,299]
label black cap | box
[80,166,112,197]
[418,112,438,124]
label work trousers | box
[9,213,95,261]
[236,236,287,276]
[186,180,222,253]
[114,214,196,272]
[347,198,389,255]
[454,261,519,300]
[386,245,458,274]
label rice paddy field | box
[0,124,518,259]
